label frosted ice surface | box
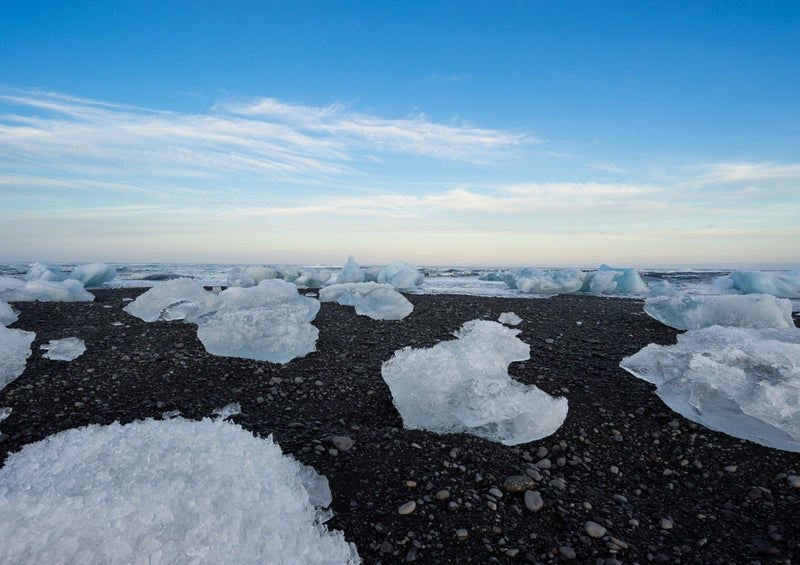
[68,262,118,287]
[25,262,67,281]
[620,325,800,452]
[0,418,360,564]
[41,337,86,361]
[377,261,424,291]
[0,276,24,293]
[0,279,94,302]
[644,294,795,330]
[123,278,222,323]
[227,266,279,288]
[337,255,365,284]
[0,300,18,326]
[731,270,800,299]
[0,325,35,391]
[382,320,568,445]
[320,282,413,320]
[509,268,586,294]
[592,265,650,294]
[498,312,522,326]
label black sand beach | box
[2,289,799,564]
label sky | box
[1,1,799,268]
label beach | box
[2,288,799,564]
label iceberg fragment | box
[123,278,222,323]
[336,255,365,284]
[644,294,794,330]
[68,262,118,287]
[320,282,413,320]
[0,279,94,302]
[731,270,800,299]
[377,261,424,291]
[0,300,18,326]
[0,325,35,391]
[41,337,86,361]
[510,268,586,294]
[382,320,568,445]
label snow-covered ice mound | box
[644,294,794,330]
[123,278,222,323]
[320,282,413,320]
[41,337,86,361]
[731,270,800,299]
[620,326,800,452]
[0,325,35,391]
[0,279,94,302]
[382,320,568,445]
[0,418,360,564]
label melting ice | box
[41,337,86,361]
[320,282,413,320]
[644,294,794,330]
[0,325,35,391]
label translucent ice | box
[498,312,522,326]
[620,326,800,452]
[68,262,118,287]
[0,279,94,302]
[731,270,800,299]
[382,320,568,445]
[41,337,86,361]
[377,261,424,291]
[123,278,222,323]
[0,418,360,564]
[227,266,280,288]
[589,265,650,294]
[644,294,795,330]
[320,282,413,320]
[0,300,17,326]
[337,255,365,284]
[0,325,35,391]
[509,268,586,294]
[25,262,67,281]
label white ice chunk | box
[0,279,94,302]
[644,294,795,330]
[377,261,424,291]
[212,402,242,420]
[731,270,800,299]
[337,256,365,284]
[0,325,35,391]
[620,325,800,452]
[498,312,523,326]
[68,262,118,287]
[509,268,587,294]
[0,300,18,326]
[41,337,86,361]
[276,266,332,287]
[123,278,221,323]
[0,406,11,423]
[0,418,359,564]
[0,276,24,293]
[382,320,568,445]
[227,266,279,288]
[591,265,650,294]
[25,262,67,281]
[320,282,413,320]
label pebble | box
[559,545,576,559]
[455,528,469,540]
[723,465,738,473]
[330,435,354,452]
[524,490,544,512]
[488,487,503,498]
[787,475,800,488]
[537,458,552,469]
[398,501,416,515]
[503,474,535,492]
[584,521,606,538]
[435,489,450,500]
[660,517,673,530]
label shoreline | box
[2,289,799,564]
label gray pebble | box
[787,475,800,488]
[559,545,576,559]
[331,435,354,452]
[455,528,468,540]
[584,521,606,538]
[524,490,544,512]
[398,501,416,515]
[503,474,535,492]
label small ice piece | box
[161,409,181,419]
[0,300,18,326]
[0,279,95,302]
[508,268,586,294]
[320,282,413,320]
[731,270,800,299]
[498,312,522,326]
[644,294,794,330]
[382,320,568,445]
[0,406,11,423]
[68,262,118,287]
[337,256,365,284]
[212,402,242,420]
[123,278,221,323]
[377,261,424,291]
[0,325,35,391]
[41,337,86,361]
[620,325,800,452]
[0,418,360,564]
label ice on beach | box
[40,337,86,361]
[123,278,222,323]
[731,270,800,299]
[377,261,424,291]
[196,280,320,363]
[382,320,568,445]
[67,262,118,287]
[0,325,35,391]
[24,262,67,282]
[227,266,279,288]
[620,326,800,452]
[0,418,359,564]
[591,265,650,294]
[337,255,365,284]
[0,300,18,326]
[276,266,333,288]
[644,294,795,330]
[507,268,586,294]
[0,279,95,302]
[320,282,413,320]
[498,312,522,326]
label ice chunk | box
[509,268,586,294]
[0,276,24,293]
[68,262,118,287]
[591,265,650,294]
[731,270,800,299]
[620,326,800,452]
[25,262,67,281]
[227,266,279,288]
[212,402,242,420]
[498,312,522,326]
[337,256,365,284]
[123,278,221,323]
[377,261,424,291]
[644,294,794,330]
[320,282,413,320]
[0,325,35,391]
[0,279,94,302]
[382,320,568,445]
[41,337,86,361]
[0,418,359,564]
[277,266,332,287]
[0,300,18,326]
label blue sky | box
[1,1,798,267]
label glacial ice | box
[381,320,568,445]
[620,325,800,452]
[0,418,360,564]
[67,262,118,287]
[498,312,523,326]
[41,337,86,361]
[320,282,413,320]
[644,294,795,330]
[503,266,649,295]
[0,325,35,391]
[0,279,95,302]
[0,300,17,326]
[122,278,222,323]
[731,270,800,299]
[227,266,279,288]
[377,261,424,291]
[591,265,650,294]
[25,262,67,281]
[337,255,365,284]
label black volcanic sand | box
[2,289,799,564]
